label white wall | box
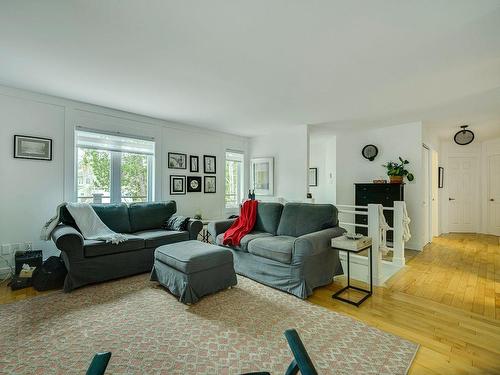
[333,122,425,250]
[0,94,65,258]
[249,125,308,202]
[0,85,248,271]
[308,132,336,204]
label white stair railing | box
[336,201,408,285]
[391,201,406,266]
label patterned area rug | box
[0,274,418,374]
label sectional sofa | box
[51,201,202,292]
[209,202,345,299]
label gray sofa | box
[51,201,202,292]
[208,202,345,299]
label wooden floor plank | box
[309,233,500,374]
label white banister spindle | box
[367,204,382,286]
[392,201,406,266]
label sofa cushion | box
[83,234,144,258]
[155,241,233,274]
[59,205,78,228]
[128,201,177,232]
[253,202,284,235]
[91,203,132,233]
[247,236,296,264]
[216,231,273,252]
[277,203,337,237]
[60,203,131,233]
[133,229,189,248]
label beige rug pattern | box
[0,275,418,374]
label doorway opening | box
[422,144,439,247]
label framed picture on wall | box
[189,155,199,172]
[250,157,274,196]
[14,135,52,161]
[168,152,187,169]
[170,175,186,195]
[187,176,202,192]
[309,168,318,187]
[203,155,216,174]
[204,176,216,193]
[438,167,444,188]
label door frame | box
[430,149,439,237]
[486,153,500,235]
[422,144,432,245]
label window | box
[225,151,244,210]
[76,129,155,203]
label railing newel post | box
[367,204,382,286]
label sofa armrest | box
[51,224,84,258]
[207,219,236,240]
[293,226,346,259]
[186,219,203,240]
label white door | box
[447,156,479,232]
[422,146,430,245]
[488,154,500,235]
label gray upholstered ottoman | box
[150,240,237,304]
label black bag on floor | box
[32,256,67,291]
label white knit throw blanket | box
[66,203,127,244]
[40,202,66,241]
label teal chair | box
[84,330,316,375]
[86,352,112,375]
[243,329,318,375]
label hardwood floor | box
[309,233,500,374]
[1,234,499,373]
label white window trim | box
[224,150,245,213]
[75,128,155,203]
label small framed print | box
[14,135,52,161]
[187,176,202,192]
[189,155,199,172]
[168,152,187,169]
[170,175,186,195]
[250,157,274,196]
[203,155,216,174]
[204,176,216,193]
[308,168,318,187]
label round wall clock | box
[454,125,474,145]
[361,144,378,161]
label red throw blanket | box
[223,200,258,246]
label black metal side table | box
[199,220,213,243]
[331,236,373,307]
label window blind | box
[76,128,155,156]
[226,151,244,162]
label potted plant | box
[383,157,414,183]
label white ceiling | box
[1,0,500,138]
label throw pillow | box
[163,215,190,231]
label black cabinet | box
[354,183,404,241]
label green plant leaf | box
[407,173,414,181]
